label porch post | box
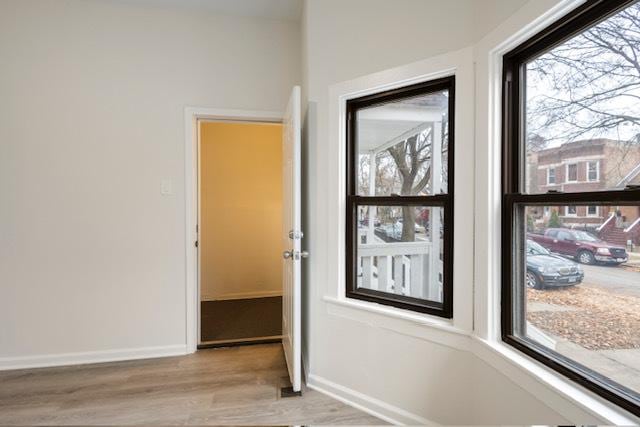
[427,121,443,301]
[368,152,377,244]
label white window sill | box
[323,295,461,331]
[323,296,470,350]
[473,337,640,425]
[324,298,639,424]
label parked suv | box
[526,239,583,289]
[528,228,628,265]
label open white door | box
[282,86,303,395]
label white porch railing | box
[624,217,640,233]
[356,240,443,302]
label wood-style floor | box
[0,343,384,426]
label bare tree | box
[386,134,430,241]
[527,2,640,147]
[386,119,449,241]
[358,109,449,241]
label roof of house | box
[536,138,618,156]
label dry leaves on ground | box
[621,264,640,273]
[526,286,640,350]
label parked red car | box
[528,228,628,265]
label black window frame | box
[346,76,455,318]
[502,0,640,417]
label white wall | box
[0,0,300,365]
[302,0,638,424]
[472,0,530,39]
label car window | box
[573,230,598,242]
[546,230,557,238]
[527,240,549,256]
[558,231,573,241]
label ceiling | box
[110,0,303,21]
[358,94,448,153]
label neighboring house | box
[527,139,640,244]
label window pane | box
[356,205,444,303]
[524,2,640,194]
[567,164,578,182]
[519,205,640,397]
[548,168,556,184]
[356,90,449,196]
[588,161,598,182]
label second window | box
[346,76,455,317]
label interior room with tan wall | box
[199,121,283,301]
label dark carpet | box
[200,296,282,343]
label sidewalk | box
[624,251,640,272]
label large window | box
[346,77,454,317]
[503,0,640,416]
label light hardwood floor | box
[0,343,384,425]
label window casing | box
[346,77,455,318]
[502,0,640,416]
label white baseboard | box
[307,373,435,426]
[0,344,187,371]
[201,290,282,301]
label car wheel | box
[526,271,543,290]
[577,250,595,265]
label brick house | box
[528,139,640,244]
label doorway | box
[198,120,284,347]
[185,88,303,394]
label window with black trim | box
[503,0,640,416]
[346,77,454,318]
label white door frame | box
[184,106,283,353]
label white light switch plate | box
[161,179,173,195]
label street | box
[581,264,640,298]
[528,262,640,396]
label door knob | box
[300,251,310,258]
[283,250,293,259]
